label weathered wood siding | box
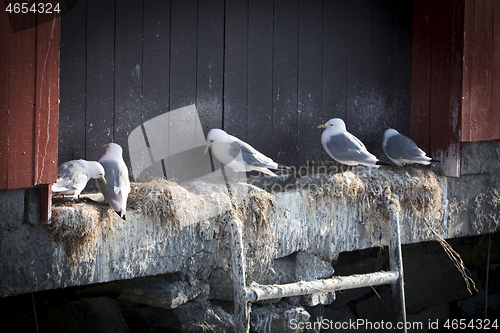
[0,7,60,190]
[411,0,500,177]
[462,0,500,142]
[59,0,413,171]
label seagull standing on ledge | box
[52,160,107,199]
[318,118,380,167]
[204,128,288,177]
[97,143,131,220]
[383,128,437,166]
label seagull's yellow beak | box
[317,124,327,129]
[204,144,212,154]
[103,144,108,148]
[100,177,107,185]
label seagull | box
[97,143,131,220]
[383,128,438,166]
[52,160,107,199]
[204,128,288,177]
[318,118,380,167]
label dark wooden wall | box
[59,0,413,171]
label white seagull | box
[52,160,107,199]
[97,143,131,219]
[383,128,437,166]
[204,129,287,177]
[318,118,380,167]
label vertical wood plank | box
[469,0,493,141]
[115,0,143,167]
[429,0,464,176]
[492,0,500,139]
[197,0,224,134]
[168,0,198,180]
[224,0,248,140]
[34,13,60,185]
[143,0,170,122]
[297,0,323,164]
[410,0,433,154]
[8,11,37,189]
[370,0,395,158]
[393,0,413,138]
[346,0,372,152]
[322,0,348,160]
[59,0,86,163]
[86,0,115,162]
[273,0,299,167]
[461,0,474,142]
[39,184,52,224]
[170,0,197,110]
[247,0,274,158]
[0,7,10,189]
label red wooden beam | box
[34,12,60,186]
[411,0,465,177]
[410,0,433,154]
[0,7,10,189]
[39,184,52,224]
[6,11,37,189]
[429,0,464,177]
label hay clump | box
[50,201,111,262]
[236,187,277,279]
[128,178,178,227]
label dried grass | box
[128,178,178,228]
[50,201,113,262]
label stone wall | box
[0,141,499,331]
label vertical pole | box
[229,216,250,333]
[39,184,52,224]
[388,200,407,332]
[221,165,250,332]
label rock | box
[120,301,183,332]
[403,249,473,313]
[295,252,334,282]
[119,273,208,309]
[406,303,450,333]
[301,291,336,307]
[174,300,236,333]
[251,302,311,333]
[39,297,128,333]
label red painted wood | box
[470,0,493,141]
[461,0,474,142]
[491,0,500,140]
[410,0,433,154]
[429,0,464,177]
[0,8,10,189]
[462,0,500,142]
[34,13,60,186]
[39,184,52,224]
[7,12,37,189]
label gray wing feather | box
[325,133,373,162]
[229,141,275,168]
[54,161,88,192]
[385,134,425,160]
[97,160,129,213]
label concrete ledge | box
[1,164,499,297]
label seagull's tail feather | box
[430,159,441,163]
[376,160,393,167]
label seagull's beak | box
[103,144,108,148]
[100,177,107,185]
[317,124,327,129]
[204,144,212,154]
